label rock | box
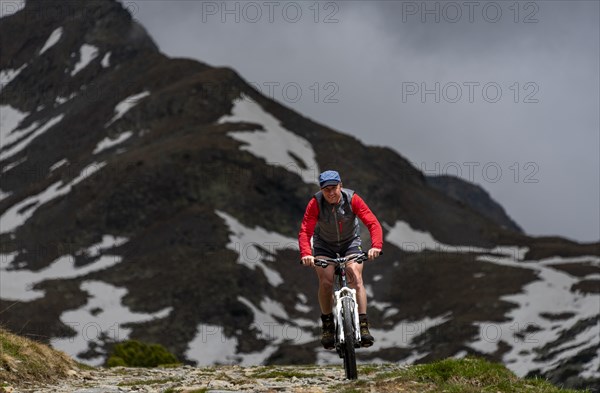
[207,379,232,390]
[180,387,207,393]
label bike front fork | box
[333,287,361,347]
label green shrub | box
[106,340,179,368]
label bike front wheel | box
[341,296,357,380]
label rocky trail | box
[12,364,411,393]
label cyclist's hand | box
[368,248,382,260]
[301,255,315,267]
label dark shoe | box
[321,313,335,349]
[359,314,374,347]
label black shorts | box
[312,237,363,258]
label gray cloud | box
[128,0,598,242]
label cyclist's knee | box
[352,280,364,290]
[349,274,364,289]
[320,279,333,292]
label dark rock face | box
[426,175,523,233]
[1,1,598,390]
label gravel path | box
[16,364,410,393]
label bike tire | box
[341,296,358,380]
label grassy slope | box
[0,327,77,387]
[344,358,590,393]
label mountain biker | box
[298,170,383,349]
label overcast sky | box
[122,0,599,243]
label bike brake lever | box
[300,260,326,267]
[356,250,383,264]
[315,260,328,268]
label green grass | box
[338,358,590,393]
[357,364,382,375]
[107,340,180,368]
[0,334,20,357]
[406,357,586,392]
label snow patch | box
[0,105,29,143]
[385,220,528,258]
[216,210,297,287]
[372,313,452,350]
[294,293,312,313]
[71,44,99,76]
[0,64,27,93]
[382,307,400,319]
[0,0,24,18]
[105,91,150,127]
[39,27,63,55]
[1,119,38,153]
[85,235,129,258]
[581,349,600,379]
[218,95,319,185]
[0,188,12,202]
[188,294,314,366]
[0,162,105,234]
[470,254,600,378]
[1,156,26,174]
[240,296,312,360]
[51,280,172,365]
[0,235,128,302]
[93,131,133,154]
[491,246,529,261]
[385,221,489,253]
[55,93,78,105]
[538,255,600,266]
[101,52,111,68]
[0,114,64,161]
[49,158,68,172]
[186,324,238,366]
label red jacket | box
[298,189,383,257]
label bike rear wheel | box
[341,296,357,379]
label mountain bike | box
[313,253,369,380]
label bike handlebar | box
[314,254,367,267]
[299,251,382,267]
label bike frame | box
[315,254,367,348]
[331,260,361,346]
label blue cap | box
[319,170,341,188]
